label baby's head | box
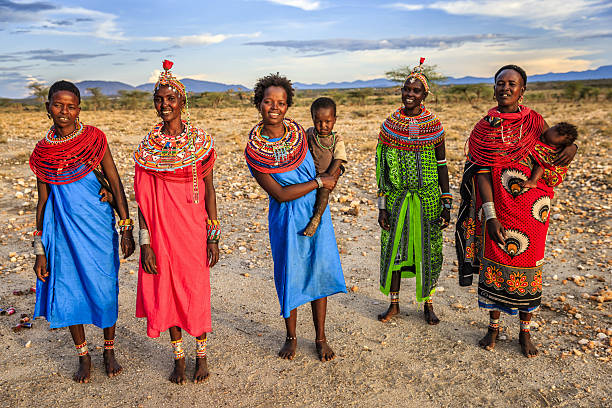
[310,97,337,136]
[542,122,578,147]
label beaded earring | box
[47,113,51,119]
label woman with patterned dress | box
[31,80,135,383]
[455,65,577,357]
[133,61,218,383]
[376,59,451,325]
[245,73,346,362]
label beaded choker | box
[45,122,84,144]
[379,106,444,151]
[245,118,308,174]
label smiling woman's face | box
[154,86,184,123]
[259,86,288,126]
[46,90,81,135]
[494,69,524,111]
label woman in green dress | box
[376,59,451,325]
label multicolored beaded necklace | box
[245,118,308,174]
[44,121,84,144]
[379,106,444,151]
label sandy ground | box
[0,101,610,408]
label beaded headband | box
[406,57,430,93]
[155,59,186,99]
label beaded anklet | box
[196,338,207,359]
[104,339,114,350]
[520,320,531,333]
[489,317,500,331]
[75,341,89,357]
[390,291,399,304]
[171,339,185,360]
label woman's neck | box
[262,121,285,139]
[162,118,184,136]
[55,122,77,138]
[497,104,520,114]
[403,106,422,117]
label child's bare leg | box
[68,324,91,383]
[303,187,330,236]
[311,297,335,362]
[169,326,186,384]
[479,310,500,350]
[279,309,297,360]
[103,324,122,377]
[193,333,209,383]
[519,311,538,358]
[521,164,543,189]
[378,271,401,322]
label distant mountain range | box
[73,65,612,96]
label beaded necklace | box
[313,130,336,151]
[379,106,444,151]
[45,121,84,144]
[245,118,308,174]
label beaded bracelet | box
[33,230,43,237]
[441,193,453,210]
[207,219,221,242]
[117,218,134,232]
[437,159,447,167]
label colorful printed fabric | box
[533,140,568,187]
[30,124,107,185]
[133,121,215,173]
[376,137,443,301]
[379,106,444,152]
[456,106,550,315]
[34,170,119,328]
[245,118,308,174]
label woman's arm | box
[435,142,451,229]
[138,207,157,275]
[476,172,506,245]
[203,169,219,267]
[100,146,135,258]
[33,180,50,282]
[251,169,337,203]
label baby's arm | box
[521,162,544,189]
[323,159,344,180]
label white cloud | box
[146,32,260,46]
[264,0,321,11]
[386,3,425,11]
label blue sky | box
[1,0,611,97]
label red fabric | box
[30,125,107,185]
[134,166,211,338]
[474,163,554,269]
[467,106,545,167]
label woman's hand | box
[553,144,578,166]
[99,187,115,208]
[378,209,390,231]
[439,208,450,229]
[207,242,219,267]
[33,254,48,282]
[486,218,507,245]
[140,244,158,274]
[319,174,338,190]
[121,230,135,259]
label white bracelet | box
[32,236,45,256]
[315,177,323,188]
[378,195,387,210]
[139,229,151,246]
[482,202,497,221]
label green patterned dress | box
[377,107,445,301]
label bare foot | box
[103,349,123,378]
[303,215,322,237]
[423,303,440,325]
[73,354,92,383]
[279,337,297,360]
[479,328,499,351]
[519,331,539,358]
[315,339,335,362]
[193,356,210,383]
[169,358,186,384]
[520,180,538,189]
[378,303,399,323]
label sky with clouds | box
[0,0,611,97]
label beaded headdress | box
[406,57,430,93]
[155,59,186,99]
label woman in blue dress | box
[245,74,346,361]
[30,81,135,382]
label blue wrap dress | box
[34,170,119,328]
